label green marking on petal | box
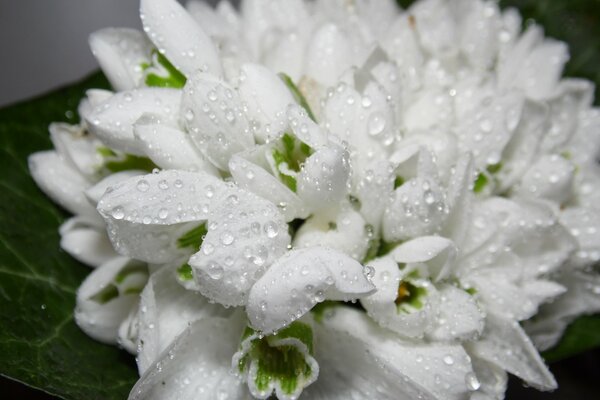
[395,280,427,313]
[474,162,502,193]
[177,223,208,252]
[394,175,405,189]
[176,263,193,282]
[97,146,157,174]
[114,263,148,284]
[89,284,119,304]
[89,262,148,304]
[143,50,187,88]
[279,73,316,122]
[235,322,317,399]
[271,133,313,193]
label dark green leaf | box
[0,72,138,400]
[542,315,600,362]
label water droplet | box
[368,113,386,136]
[112,206,125,220]
[158,180,169,190]
[263,221,279,238]
[184,108,195,121]
[443,355,455,365]
[220,231,235,246]
[137,179,150,192]
[206,262,223,279]
[465,372,481,391]
[158,208,168,219]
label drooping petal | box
[86,88,181,155]
[140,0,222,77]
[189,186,290,307]
[247,247,375,334]
[136,265,233,374]
[134,114,218,174]
[97,170,225,263]
[181,72,253,171]
[89,28,152,91]
[49,122,104,178]
[466,313,557,391]
[361,256,438,339]
[304,306,477,400]
[75,257,148,344]
[293,204,370,261]
[59,217,118,268]
[28,150,99,221]
[129,315,248,400]
[392,236,457,282]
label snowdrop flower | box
[28,0,600,399]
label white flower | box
[28,0,600,399]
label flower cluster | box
[29,0,600,399]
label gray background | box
[0,0,222,107]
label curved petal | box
[140,0,222,77]
[391,236,457,282]
[129,315,248,400]
[466,313,557,391]
[75,257,148,344]
[85,170,146,205]
[305,306,477,400]
[229,148,309,221]
[560,207,600,268]
[134,114,218,174]
[305,23,352,87]
[293,205,370,261]
[89,28,152,91]
[60,219,117,268]
[86,88,181,155]
[238,63,294,142]
[97,170,225,263]
[247,247,375,334]
[28,150,99,220]
[189,186,290,307]
[297,145,350,215]
[181,72,253,171]
[514,154,575,204]
[382,177,448,242]
[49,122,104,178]
[137,265,232,374]
[361,256,438,339]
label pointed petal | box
[86,88,181,155]
[392,236,457,282]
[247,247,375,334]
[229,148,309,221]
[134,114,219,174]
[467,313,557,391]
[305,307,476,400]
[305,23,353,87]
[137,265,233,373]
[140,0,222,77]
[181,72,253,171]
[89,28,152,91]
[28,151,98,220]
[238,63,294,142]
[97,170,224,263]
[75,257,147,344]
[129,315,247,400]
[189,186,290,307]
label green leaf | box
[542,315,600,362]
[0,71,138,400]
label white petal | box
[181,72,253,170]
[140,0,222,77]
[229,148,309,221]
[85,170,145,205]
[118,304,140,354]
[293,205,370,261]
[134,114,218,174]
[137,265,233,374]
[297,145,350,215]
[28,151,98,220]
[392,236,457,282]
[409,0,458,58]
[86,88,181,155]
[458,0,500,70]
[89,28,152,91]
[381,15,424,91]
[466,313,557,391]
[263,31,305,82]
[560,207,600,267]
[75,257,147,344]
[515,154,575,204]
[238,63,295,142]
[49,122,104,178]
[60,220,117,268]
[305,23,353,87]
[427,284,484,342]
[382,177,448,242]
[129,315,247,400]
[247,247,375,334]
[305,307,476,400]
[442,154,474,246]
[361,256,438,338]
[352,158,394,231]
[97,170,224,263]
[468,358,508,400]
[403,88,453,135]
[189,186,290,307]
